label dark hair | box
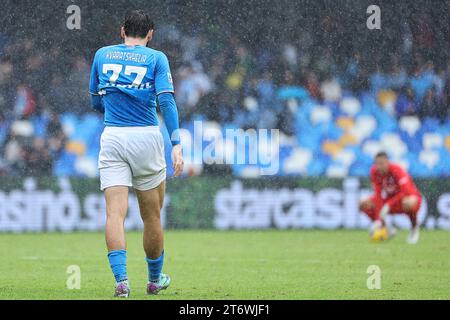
[375,151,388,159]
[123,10,154,38]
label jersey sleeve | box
[392,165,412,194]
[370,167,383,200]
[158,92,180,145]
[89,50,101,95]
[89,50,104,113]
[154,52,175,95]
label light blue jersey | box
[89,44,174,127]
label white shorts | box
[98,126,166,191]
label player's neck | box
[123,37,148,47]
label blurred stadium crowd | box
[0,0,449,177]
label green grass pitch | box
[0,230,449,300]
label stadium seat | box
[377,89,396,114]
[399,116,421,137]
[338,133,358,147]
[53,151,77,176]
[60,113,78,138]
[372,112,398,137]
[349,149,373,176]
[75,156,98,177]
[350,115,377,142]
[340,96,361,116]
[80,113,104,142]
[421,117,441,133]
[390,156,410,171]
[445,135,450,151]
[283,147,312,175]
[324,101,340,117]
[38,92,450,180]
[359,92,377,112]
[326,163,348,178]
[324,122,344,140]
[297,128,322,152]
[442,121,450,137]
[336,117,354,132]
[65,140,86,156]
[362,140,383,158]
[410,163,432,177]
[380,133,408,158]
[310,105,332,125]
[419,150,440,170]
[422,133,443,150]
[349,162,370,176]
[399,130,423,154]
[334,148,356,168]
[437,150,450,176]
[86,143,100,159]
[307,157,327,176]
[322,140,343,157]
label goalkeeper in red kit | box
[359,152,422,244]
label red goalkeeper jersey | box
[370,162,420,207]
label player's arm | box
[370,169,383,201]
[158,93,180,145]
[155,52,183,176]
[371,168,391,219]
[89,50,105,114]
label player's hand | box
[171,144,184,177]
[380,204,390,219]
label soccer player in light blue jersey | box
[89,10,184,297]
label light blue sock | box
[108,250,128,283]
[146,251,164,283]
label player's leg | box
[360,196,396,239]
[135,181,170,294]
[105,186,129,251]
[401,194,422,244]
[127,127,169,294]
[360,196,383,231]
[359,197,378,221]
[99,127,133,297]
[105,186,131,296]
[401,195,420,227]
[136,181,165,259]
[386,194,421,244]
